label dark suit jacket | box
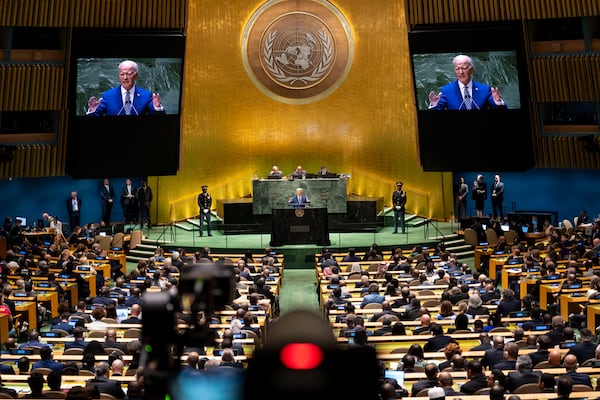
[88,86,162,116]
[423,335,453,352]
[66,196,82,217]
[565,370,592,387]
[460,374,488,394]
[529,349,550,367]
[411,378,438,397]
[431,80,505,110]
[87,376,126,399]
[567,341,597,364]
[65,339,88,350]
[494,360,516,370]
[120,316,141,325]
[100,184,115,204]
[505,369,542,393]
[481,347,504,369]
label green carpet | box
[278,269,321,315]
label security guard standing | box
[392,181,407,234]
[197,185,212,236]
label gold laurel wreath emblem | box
[263,30,333,85]
[295,209,305,218]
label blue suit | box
[288,194,309,208]
[88,86,163,116]
[431,80,505,110]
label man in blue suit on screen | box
[288,187,310,208]
[428,54,506,111]
[87,60,165,116]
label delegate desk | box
[270,207,330,246]
[252,178,347,214]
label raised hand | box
[429,91,441,107]
[491,87,502,103]
[88,96,103,112]
[152,93,162,109]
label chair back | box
[513,383,542,394]
[486,228,498,246]
[31,367,53,375]
[463,228,478,247]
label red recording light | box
[279,342,323,370]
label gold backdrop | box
[151,0,454,223]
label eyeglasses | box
[454,66,472,72]
[119,72,136,77]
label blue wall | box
[455,169,600,223]
[0,176,144,232]
[0,169,599,230]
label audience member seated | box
[505,355,541,393]
[410,363,439,397]
[495,341,519,370]
[102,329,127,353]
[65,327,88,350]
[32,346,64,373]
[23,373,45,398]
[51,312,75,335]
[459,360,487,394]
[481,335,505,370]
[423,323,454,352]
[86,362,126,399]
[566,327,596,364]
[563,354,592,387]
[120,304,141,324]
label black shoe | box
[199,232,203,237]
[392,231,398,234]
[208,233,213,236]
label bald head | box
[420,313,431,326]
[548,349,562,367]
[563,354,578,370]
[493,335,505,348]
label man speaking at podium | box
[288,188,310,208]
[87,60,165,116]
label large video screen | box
[409,23,533,171]
[66,29,185,178]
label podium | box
[270,207,330,246]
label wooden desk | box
[36,290,59,318]
[488,255,508,283]
[559,293,588,319]
[587,303,600,332]
[0,314,8,345]
[539,281,563,309]
[14,300,37,330]
[501,265,522,290]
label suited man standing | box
[66,191,82,234]
[455,177,469,222]
[120,179,137,224]
[288,187,310,208]
[428,54,506,110]
[87,60,164,116]
[197,185,212,236]
[391,181,407,234]
[136,180,153,228]
[491,174,505,220]
[100,178,115,225]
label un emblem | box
[242,0,354,104]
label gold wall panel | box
[153,0,454,224]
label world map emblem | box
[242,0,354,104]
